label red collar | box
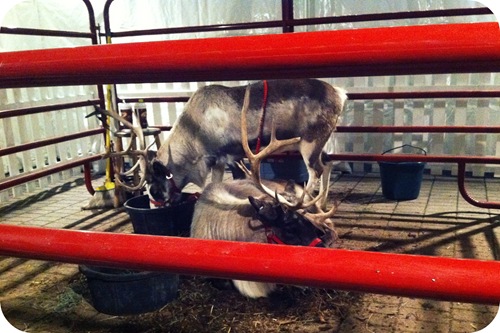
[150,198,166,207]
[265,227,323,247]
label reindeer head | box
[145,158,186,207]
[90,104,207,208]
[89,105,165,205]
[248,188,327,248]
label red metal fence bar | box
[273,152,500,167]
[337,126,500,133]
[333,154,500,209]
[457,162,499,209]
[119,93,500,134]
[0,128,104,157]
[349,91,500,100]
[103,0,492,39]
[0,99,101,119]
[0,155,104,192]
[0,0,99,45]
[0,224,497,304]
[118,90,500,104]
[0,3,498,305]
[328,153,500,165]
[0,27,94,39]
[0,0,105,195]
[290,7,493,27]
[151,125,500,134]
[1,22,499,88]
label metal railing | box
[0,224,499,304]
[0,1,499,304]
[0,0,106,197]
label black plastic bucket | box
[124,193,197,236]
[79,265,179,315]
[268,158,308,183]
[378,145,426,201]
[231,158,308,183]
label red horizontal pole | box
[119,91,500,106]
[155,125,500,134]
[336,126,500,133]
[0,224,498,304]
[0,99,101,119]
[124,96,190,104]
[334,153,500,164]
[348,90,500,100]
[0,154,104,191]
[0,23,499,88]
[108,8,492,38]
[0,128,104,156]
[0,26,94,39]
[275,153,500,165]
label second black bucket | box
[230,158,308,184]
[79,265,179,315]
[378,145,426,201]
[124,193,197,236]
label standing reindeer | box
[93,79,346,208]
[190,87,338,298]
[149,79,346,207]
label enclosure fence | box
[0,0,499,304]
[103,0,500,179]
[1,1,499,203]
[0,0,105,202]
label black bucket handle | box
[382,144,427,155]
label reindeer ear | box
[248,196,280,225]
[284,179,297,195]
[147,150,157,160]
[151,159,169,178]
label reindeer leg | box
[304,167,318,194]
[299,141,324,193]
[211,162,226,183]
[319,161,333,211]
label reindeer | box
[92,79,346,208]
[190,87,338,298]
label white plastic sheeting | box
[0,0,101,201]
[0,0,499,202]
[102,0,499,176]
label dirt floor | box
[0,172,499,332]
[1,267,358,333]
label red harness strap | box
[266,229,286,245]
[254,80,268,154]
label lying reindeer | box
[93,79,346,208]
[190,86,338,298]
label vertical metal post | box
[281,0,294,33]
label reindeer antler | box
[238,85,339,238]
[88,104,150,192]
[237,86,300,204]
[238,86,330,210]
